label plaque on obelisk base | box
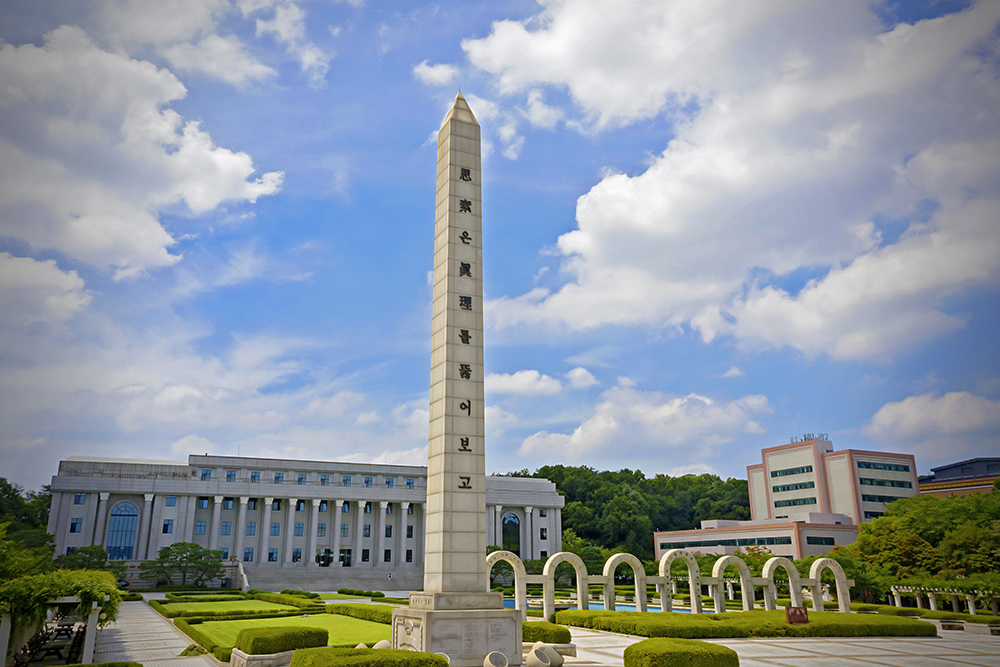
[391,93,521,666]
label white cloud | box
[477,2,1000,360]
[862,391,1000,464]
[413,60,458,86]
[307,391,366,418]
[722,366,745,378]
[0,26,283,279]
[518,381,772,467]
[486,369,562,395]
[0,253,91,327]
[247,0,331,88]
[864,392,1000,441]
[170,433,217,454]
[99,0,231,46]
[565,367,598,388]
[520,89,563,129]
[162,34,277,86]
[464,93,524,160]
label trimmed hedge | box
[327,603,394,625]
[336,589,386,598]
[175,618,226,659]
[253,592,326,611]
[291,647,448,667]
[150,600,301,619]
[122,592,144,601]
[235,627,328,654]
[281,589,322,599]
[624,638,738,667]
[165,593,249,603]
[522,622,571,644]
[554,609,937,638]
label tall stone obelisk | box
[391,93,521,666]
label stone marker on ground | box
[391,92,521,666]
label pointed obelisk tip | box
[442,90,478,128]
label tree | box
[0,522,54,583]
[55,545,126,580]
[139,542,224,586]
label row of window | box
[161,519,417,540]
[859,478,912,488]
[772,481,815,493]
[805,536,835,546]
[773,497,817,508]
[185,497,415,514]
[659,536,793,550]
[770,465,813,478]
[200,470,416,489]
[861,494,906,504]
[857,461,910,472]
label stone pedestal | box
[392,593,521,667]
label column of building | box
[284,498,297,565]
[523,506,533,559]
[260,497,273,564]
[209,496,223,551]
[137,494,154,560]
[331,500,343,565]
[93,492,110,546]
[308,499,321,567]
[354,500,365,565]
[232,496,250,560]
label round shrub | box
[522,622,571,644]
[623,638,739,667]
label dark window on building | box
[221,521,231,535]
[770,465,813,478]
[243,547,254,562]
[226,470,237,482]
[406,549,413,563]
[271,522,280,536]
[806,536,835,546]
[318,523,326,537]
[407,525,413,539]
[274,473,284,484]
[384,549,392,563]
[246,522,256,536]
[298,473,307,485]
[201,470,212,481]
[223,497,234,510]
[195,520,206,535]
[361,549,370,562]
[320,475,329,486]
[163,519,173,534]
[268,548,278,562]
[294,522,304,537]
[198,497,209,509]
[774,497,817,508]
[70,518,82,533]
[363,524,371,538]
[74,493,86,505]
[250,471,260,483]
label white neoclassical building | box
[47,455,563,590]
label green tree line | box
[502,465,750,559]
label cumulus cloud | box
[476,2,1000,360]
[565,367,598,388]
[863,391,1000,463]
[0,26,283,280]
[518,380,772,467]
[0,254,91,327]
[486,369,562,395]
[243,0,331,88]
[161,34,277,85]
[722,366,745,378]
[170,433,217,455]
[413,60,458,85]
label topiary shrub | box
[326,603,393,624]
[290,647,448,667]
[236,627,329,655]
[522,621,571,644]
[252,592,325,611]
[280,589,321,599]
[624,638,739,667]
[122,592,144,601]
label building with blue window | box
[46,454,563,590]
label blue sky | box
[2,0,999,491]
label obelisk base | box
[392,593,521,667]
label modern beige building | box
[747,435,918,524]
[653,436,918,560]
[653,511,858,561]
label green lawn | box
[197,614,391,647]
[161,600,300,614]
[318,593,368,600]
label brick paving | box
[93,596,216,667]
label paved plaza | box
[92,597,1000,667]
[567,625,1000,667]
[93,595,215,667]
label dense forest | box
[503,465,750,559]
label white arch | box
[487,550,527,620]
[711,555,754,612]
[542,552,589,622]
[602,553,647,613]
[808,558,851,613]
[761,557,802,610]
[658,549,702,614]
